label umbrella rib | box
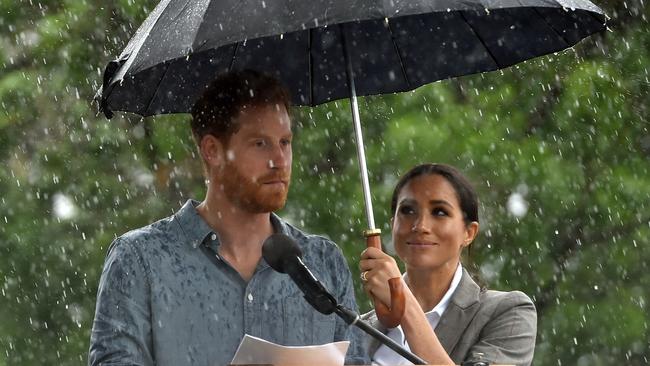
[386,20,411,89]
[143,62,172,115]
[531,7,571,48]
[458,11,501,69]
[582,6,607,25]
[228,42,241,71]
[308,28,314,106]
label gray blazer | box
[361,269,537,366]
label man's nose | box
[268,144,289,169]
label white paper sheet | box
[230,334,350,365]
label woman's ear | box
[199,134,225,171]
[463,221,479,247]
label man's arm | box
[88,238,154,366]
[464,291,537,366]
[330,244,370,365]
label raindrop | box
[52,193,77,220]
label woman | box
[360,163,536,365]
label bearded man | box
[88,70,368,366]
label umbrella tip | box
[93,86,114,119]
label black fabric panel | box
[392,11,498,87]
[461,8,569,67]
[343,20,410,98]
[310,26,349,105]
[144,46,233,115]
[535,8,605,46]
[229,32,311,105]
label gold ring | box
[360,271,368,282]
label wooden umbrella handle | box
[365,229,405,328]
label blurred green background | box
[1,0,648,364]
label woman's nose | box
[411,214,431,233]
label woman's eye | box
[399,206,415,215]
[432,208,448,217]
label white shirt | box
[372,264,464,365]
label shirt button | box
[211,233,217,241]
[247,293,253,303]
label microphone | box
[262,234,338,315]
[262,233,427,365]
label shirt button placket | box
[243,280,259,336]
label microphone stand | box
[263,234,426,365]
[299,284,426,364]
[333,305,427,365]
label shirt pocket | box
[282,292,338,346]
[282,292,314,345]
[312,311,336,345]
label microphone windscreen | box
[262,233,303,273]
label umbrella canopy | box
[98,0,606,118]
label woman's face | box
[391,174,478,272]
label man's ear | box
[199,134,225,171]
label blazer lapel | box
[434,269,481,354]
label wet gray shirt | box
[89,199,368,366]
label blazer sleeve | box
[464,291,537,366]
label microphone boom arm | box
[334,304,427,365]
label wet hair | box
[390,163,479,225]
[190,69,291,145]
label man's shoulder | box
[279,217,340,252]
[112,213,178,252]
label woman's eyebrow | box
[429,199,452,207]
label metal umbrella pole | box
[340,25,406,328]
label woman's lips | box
[406,240,438,246]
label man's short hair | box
[190,69,291,145]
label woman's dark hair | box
[190,69,291,145]
[390,163,479,225]
[391,163,484,285]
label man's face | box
[219,103,292,213]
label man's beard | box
[221,162,290,213]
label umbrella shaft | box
[341,25,376,230]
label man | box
[89,70,368,365]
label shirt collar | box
[384,263,464,348]
[173,199,214,249]
[401,263,463,319]
[173,199,289,249]
[425,263,464,319]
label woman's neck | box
[405,261,459,312]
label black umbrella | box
[97,0,606,327]
[99,1,606,117]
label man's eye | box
[281,139,292,146]
[254,140,267,147]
